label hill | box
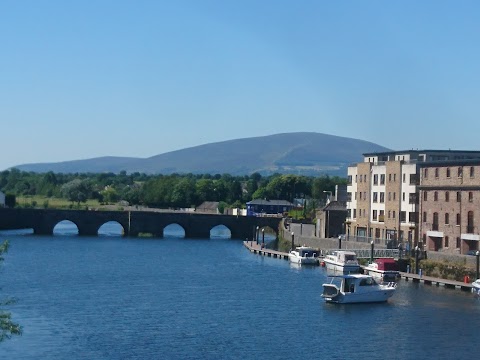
[12,132,391,176]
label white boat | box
[472,279,480,296]
[321,274,397,304]
[323,250,360,273]
[288,245,318,265]
[363,258,400,282]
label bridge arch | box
[210,224,232,239]
[53,220,79,236]
[164,223,186,238]
[98,221,125,237]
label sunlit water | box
[1,222,479,359]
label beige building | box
[419,160,480,255]
[346,150,480,250]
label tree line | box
[0,169,346,212]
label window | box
[457,191,461,202]
[388,192,391,201]
[445,213,449,225]
[353,209,357,218]
[373,192,378,202]
[373,174,378,185]
[403,174,406,183]
[409,193,417,204]
[392,211,396,219]
[458,167,463,177]
[373,210,377,220]
[393,174,396,181]
[347,175,352,185]
[445,191,449,202]
[379,210,384,222]
[409,212,417,223]
[347,192,352,202]
[380,174,385,185]
[434,191,438,201]
[423,211,427,223]
[393,192,396,200]
[388,210,391,219]
[364,174,366,182]
[380,192,385,203]
[355,192,357,200]
[446,168,450,178]
[355,175,357,182]
[423,191,428,201]
[359,192,362,200]
[435,168,439,178]
[424,168,428,178]
[445,236,449,248]
[359,175,362,183]
[433,212,439,230]
[403,192,405,201]
[469,192,473,202]
[389,174,392,182]
[456,213,461,226]
[467,211,474,233]
[470,166,475,178]
[400,211,406,222]
[456,237,461,248]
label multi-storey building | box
[346,150,480,250]
[418,160,480,254]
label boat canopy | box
[375,258,398,271]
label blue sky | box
[1,1,480,171]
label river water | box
[1,223,479,359]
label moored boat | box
[363,258,400,282]
[321,274,397,304]
[323,250,360,273]
[472,279,480,296]
[288,245,318,265]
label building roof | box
[196,201,219,210]
[363,149,480,157]
[246,199,294,206]
[322,201,347,211]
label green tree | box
[61,179,90,205]
[0,241,22,342]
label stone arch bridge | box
[0,208,281,239]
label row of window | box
[424,166,475,179]
[348,191,418,204]
[423,191,474,202]
[348,209,417,223]
[348,173,419,185]
[423,211,475,231]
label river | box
[0,222,479,359]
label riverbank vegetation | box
[0,169,346,215]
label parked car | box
[467,250,479,256]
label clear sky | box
[1,1,479,171]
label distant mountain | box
[12,132,391,176]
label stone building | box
[418,160,480,255]
[347,150,480,250]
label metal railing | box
[327,248,400,259]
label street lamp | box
[370,240,374,264]
[256,226,259,245]
[415,246,420,275]
[476,251,479,280]
[291,231,295,251]
[323,190,333,204]
[261,228,265,248]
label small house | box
[246,199,294,216]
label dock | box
[399,271,473,292]
[243,241,290,260]
[244,241,476,293]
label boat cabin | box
[374,258,398,271]
[296,246,317,257]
